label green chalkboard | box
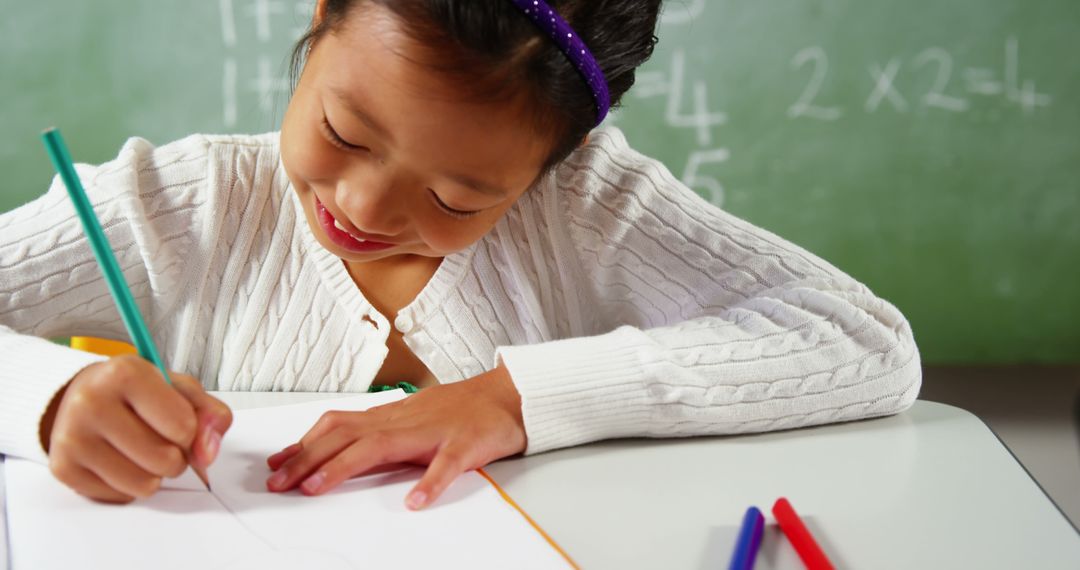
[2,0,1078,363]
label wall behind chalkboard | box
[2,0,1077,363]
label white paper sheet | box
[5,391,568,569]
[1,456,9,570]
[5,457,266,570]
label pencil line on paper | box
[205,485,277,552]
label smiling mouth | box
[314,196,396,253]
[331,217,367,242]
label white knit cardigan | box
[0,127,921,462]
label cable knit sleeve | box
[0,135,214,462]
[496,128,921,454]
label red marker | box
[771,497,835,570]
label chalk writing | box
[682,148,730,206]
[788,47,844,121]
[632,48,730,205]
[789,37,1051,120]
[220,0,311,126]
[866,58,908,113]
[913,48,969,112]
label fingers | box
[263,377,525,508]
[62,434,163,499]
[276,432,476,508]
[265,429,358,492]
[107,361,197,448]
[267,443,302,471]
[49,456,134,504]
[407,444,474,510]
[264,408,388,488]
[170,373,233,466]
[48,356,218,503]
[299,410,361,447]
[265,409,374,473]
[171,373,233,433]
[95,406,188,478]
[295,434,429,497]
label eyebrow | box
[330,86,392,140]
[328,86,509,198]
[445,173,509,197]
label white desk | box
[4,397,1080,569]
[1,456,7,570]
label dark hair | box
[289,0,662,172]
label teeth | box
[332,219,365,241]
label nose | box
[334,162,410,238]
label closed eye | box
[320,116,370,153]
[428,189,481,219]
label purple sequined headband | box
[508,0,611,126]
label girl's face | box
[280,3,551,264]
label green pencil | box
[41,127,211,490]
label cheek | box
[418,212,504,255]
[281,100,342,186]
[282,131,342,187]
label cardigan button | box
[394,314,414,333]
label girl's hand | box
[264,361,526,510]
[41,354,233,503]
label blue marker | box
[729,506,765,570]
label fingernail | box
[278,443,301,456]
[204,412,229,433]
[301,472,325,494]
[204,427,222,463]
[406,490,427,510]
[266,470,287,490]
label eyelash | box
[321,116,480,220]
[429,190,481,219]
[320,117,369,153]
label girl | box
[0,0,920,509]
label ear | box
[313,0,328,28]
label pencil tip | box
[193,464,212,492]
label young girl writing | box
[0,0,920,509]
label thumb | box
[170,373,233,466]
